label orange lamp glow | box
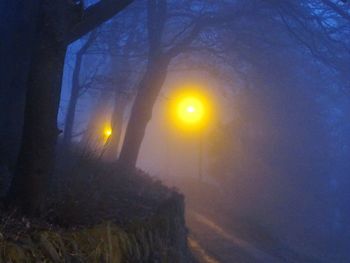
[103,126,112,144]
[104,127,112,137]
[176,96,205,125]
[167,84,213,132]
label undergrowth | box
[0,150,190,262]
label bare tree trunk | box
[0,0,40,167]
[119,0,169,168]
[62,54,82,149]
[119,57,169,168]
[7,2,68,213]
[62,31,97,149]
[104,93,129,160]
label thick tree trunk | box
[119,57,169,168]
[118,0,169,169]
[6,0,133,213]
[7,4,67,213]
[0,0,40,167]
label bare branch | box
[321,0,350,21]
[164,13,238,59]
[68,0,134,43]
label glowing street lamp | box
[169,89,212,133]
[176,96,205,126]
[167,88,213,181]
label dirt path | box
[188,211,282,263]
[188,237,220,263]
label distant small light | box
[104,128,112,137]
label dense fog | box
[1,0,350,262]
[57,0,350,261]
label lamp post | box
[198,129,203,181]
[172,93,208,182]
[163,85,213,181]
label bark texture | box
[7,2,69,213]
[0,0,40,166]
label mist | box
[1,0,350,262]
